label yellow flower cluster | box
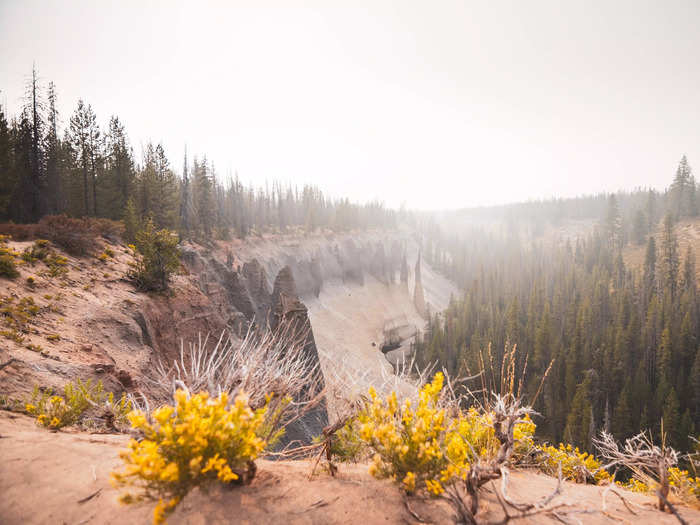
[359,373,449,494]
[25,379,112,429]
[618,467,700,506]
[357,373,534,497]
[618,477,649,493]
[112,389,268,524]
[668,466,700,502]
[536,443,611,484]
[26,395,67,429]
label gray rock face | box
[178,252,329,446]
[241,259,272,324]
[414,252,427,317]
[270,265,328,445]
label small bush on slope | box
[354,372,536,496]
[0,234,19,278]
[112,389,269,524]
[24,379,133,430]
[128,218,179,292]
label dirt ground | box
[2,411,699,525]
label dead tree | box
[443,393,533,524]
[594,431,679,512]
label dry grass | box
[147,320,326,441]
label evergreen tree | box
[662,387,681,448]
[103,116,134,219]
[179,147,193,239]
[660,214,679,299]
[604,194,622,249]
[69,100,101,216]
[44,81,62,214]
[0,103,15,220]
[670,155,695,218]
[193,157,214,238]
[631,208,647,245]
[564,376,593,450]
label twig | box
[0,358,18,370]
[403,493,429,523]
[656,490,689,525]
[77,488,102,504]
[602,487,638,515]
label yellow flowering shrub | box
[25,379,108,429]
[535,443,611,484]
[359,373,450,494]
[327,417,368,462]
[0,235,19,278]
[112,389,269,524]
[618,477,649,493]
[357,372,535,496]
[617,467,700,506]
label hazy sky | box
[1,1,699,209]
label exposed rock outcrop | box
[413,252,427,317]
[400,252,409,293]
[270,266,328,445]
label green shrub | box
[0,254,18,278]
[1,295,40,343]
[45,253,68,276]
[21,239,51,263]
[25,379,105,429]
[128,218,180,292]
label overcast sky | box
[1,1,699,210]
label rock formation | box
[400,252,409,293]
[270,266,328,445]
[413,252,427,317]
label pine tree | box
[44,81,62,214]
[604,194,622,249]
[193,157,214,238]
[660,214,679,299]
[0,103,15,220]
[179,147,193,239]
[69,100,101,216]
[692,349,700,421]
[662,387,681,448]
[152,144,179,229]
[564,376,593,450]
[103,116,134,220]
[682,246,696,293]
[632,208,647,245]
[670,155,694,218]
[657,327,673,388]
[123,197,139,243]
[613,380,634,440]
[18,65,46,222]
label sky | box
[1,1,699,210]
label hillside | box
[624,217,700,279]
[0,228,454,415]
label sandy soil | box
[2,411,699,525]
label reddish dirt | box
[2,412,699,525]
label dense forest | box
[415,162,700,453]
[0,68,398,237]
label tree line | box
[414,158,700,453]
[0,67,397,238]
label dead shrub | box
[0,215,124,256]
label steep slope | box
[1,229,454,438]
